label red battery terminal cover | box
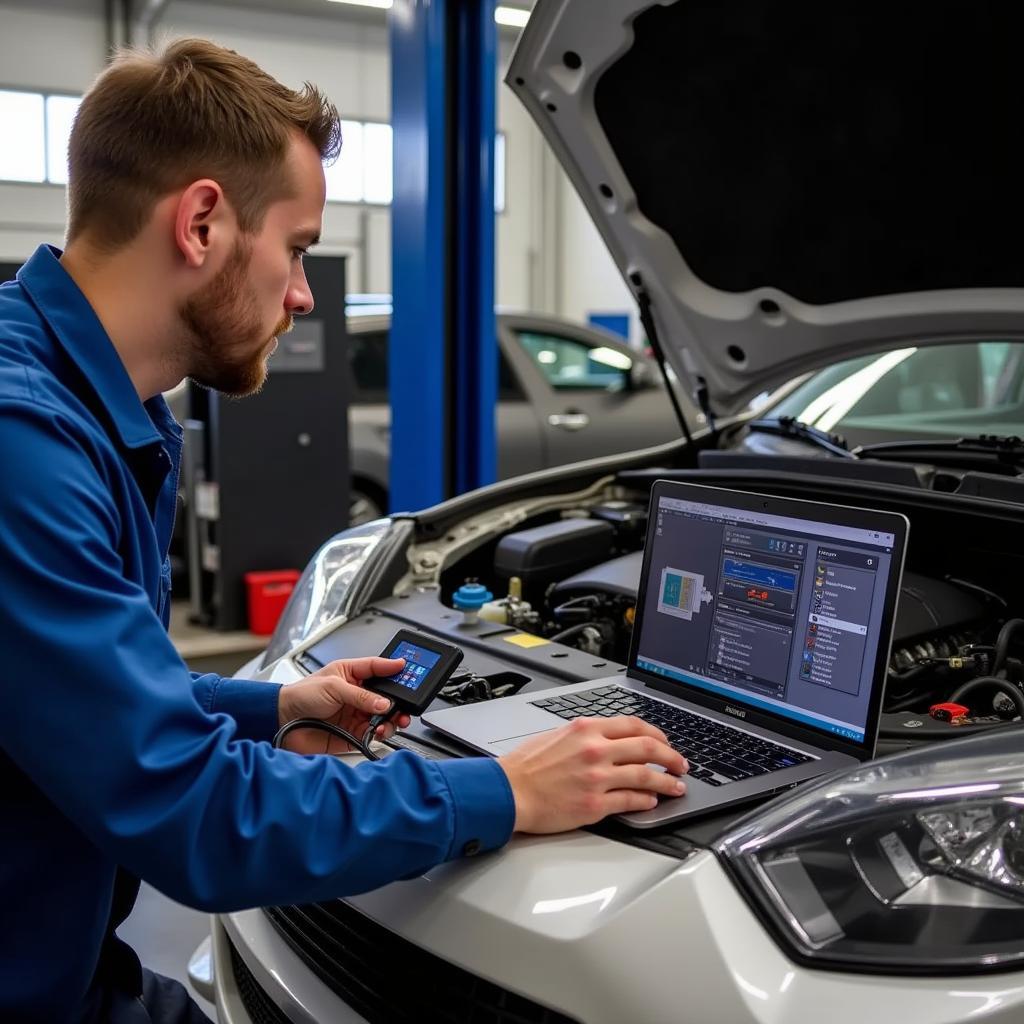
[930,701,970,724]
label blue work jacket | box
[0,246,515,1023]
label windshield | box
[766,341,1024,445]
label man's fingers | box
[332,656,404,681]
[375,714,411,737]
[599,790,664,817]
[607,735,688,775]
[611,763,688,797]
[587,714,670,744]
[327,678,393,714]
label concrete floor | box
[119,885,217,1021]
[170,600,267,678]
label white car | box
[206,2,1024,1021]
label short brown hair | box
[66,38,341,250]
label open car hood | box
[507,1,1024,416]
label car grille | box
[266,901,581,1024]
[229,938,292,1024]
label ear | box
[173,179,234,269]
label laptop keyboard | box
[529,686,815,786]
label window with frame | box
[325,124,506,209]
[0,90,81,185]
[0,92,508,213]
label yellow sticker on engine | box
[503,633,550,649]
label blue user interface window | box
[662,572,682,607]
[390,641,441,691]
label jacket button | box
[462,839,481,857]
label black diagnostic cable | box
[948,676,1024,719]
[992,619,1024,677]
[273,629,467,751]
[884,619,1024,719]
[272,712,393,761]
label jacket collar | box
[16,244,176,449]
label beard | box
[180,240,292,397]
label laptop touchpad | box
[488,731,556,755]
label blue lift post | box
[390,0,497,513]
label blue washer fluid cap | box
[452,582,493,611]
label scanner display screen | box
[389,641,442,691]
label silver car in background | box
[347,307,682,521]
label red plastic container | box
[244,569,301,635]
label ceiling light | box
[495,5,530,28]
[325,0,393,9]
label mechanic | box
[0,39,688,1024]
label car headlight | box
[717,728,1024,974]
[261,518,399,667]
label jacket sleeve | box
[190,673,283,744]
[0,400,515,912]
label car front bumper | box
[214,829,1024,1024]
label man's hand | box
[497,716,688,833]
[277,657,412,755]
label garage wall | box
[556,177,638,344]
[0,2,624,325]
[154,0,389,293]
[0,5,105,261]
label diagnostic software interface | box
[389,641,441,691]
[635,496,897,743]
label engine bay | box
[273,465,1024,857]
[285,461,1024,772]
[420,473,1024,749]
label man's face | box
[181,134,326,396]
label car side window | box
[516,330,632,391]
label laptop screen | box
[633,493,899,744]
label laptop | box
[423,481,908,827]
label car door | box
[494,344,546,479]
[499,316,682,468]
[347,321,546,491]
